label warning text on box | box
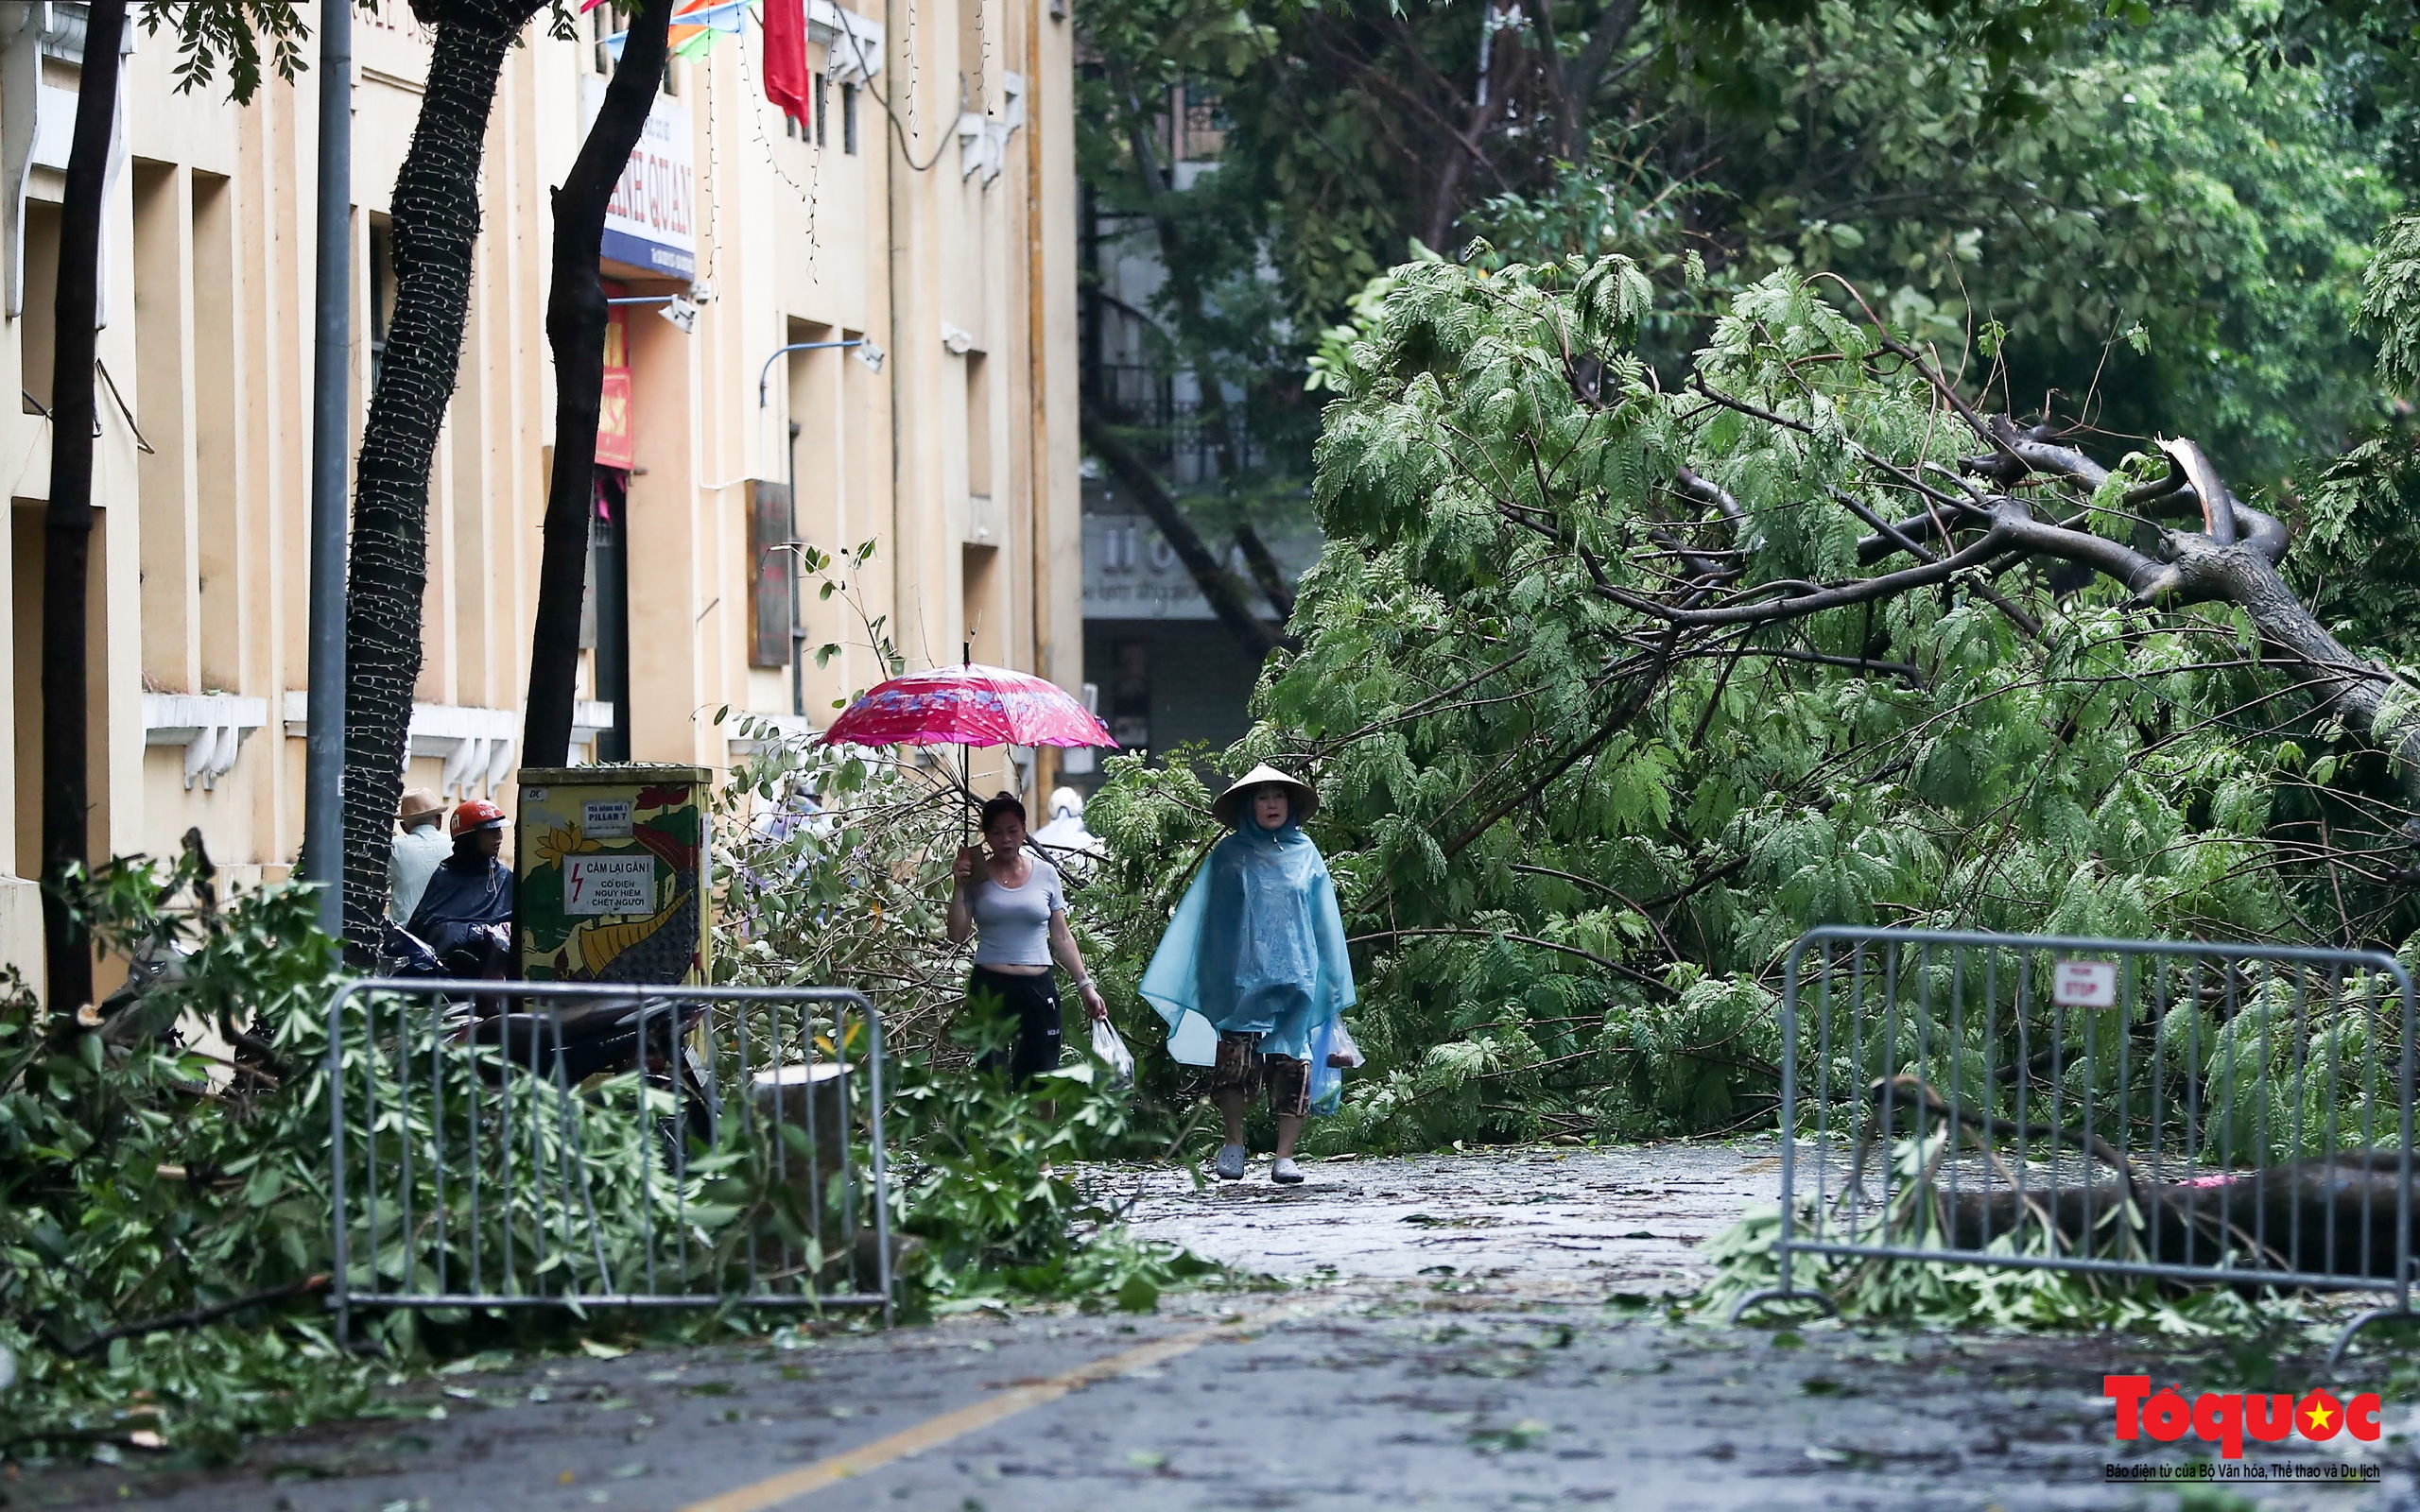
[564,854,656,916]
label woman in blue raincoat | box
[1141,765,1356,1185]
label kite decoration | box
[587,0,821,125]
[596,0,752,62]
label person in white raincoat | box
[1140,765,1357,1185]
[1031,785,1104,875]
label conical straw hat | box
[1211,763,1318,827]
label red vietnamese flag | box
[763,0,811,127]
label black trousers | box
[968,966,1063,1088]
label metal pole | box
[304,0,354,941]
[757,338,867,407]
[788,419,804,718]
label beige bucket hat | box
[397,787,445,829]
[1211,763,1318,828]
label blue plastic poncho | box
[1140,818,1357,1110]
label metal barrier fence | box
[326,979,891,1345]
[1730,928,2418,1361]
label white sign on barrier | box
[2053,958,2118,1007]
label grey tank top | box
[969,856,1066,967]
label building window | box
[842,82,858,154]
[1178,85,1228,162]
[965,351,992,498]
[815,72,829,147]
[592,5,612,74]
[369,217,396,390]
[1108,640,1151,754]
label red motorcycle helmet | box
[452,798,508,835]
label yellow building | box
[0,0,1082,994]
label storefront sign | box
[582,78,697,280]
[1081,512,1321,622]
[596,300,633,469]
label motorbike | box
[462,994,720,1159]
[379,919,512,984]
[376,922,719,1160]
[383,924,715,1153]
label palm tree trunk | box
[523,0,673,770]
[341,0,546,961]
[40,0,129,1007]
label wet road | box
[1113,1142,1786,1294]
[12,1143,2416,1512]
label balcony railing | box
[1085,362,1263,486]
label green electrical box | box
[515,765,713,985]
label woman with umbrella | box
[821,662,1118,1087]
[1142,765,1357,1185]
[947,790,1109,1085]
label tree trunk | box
[523,0,673,770]
[39,0,129,1008]
[1080,400,1283,659]
[1987,437,2420,799]
[1234,524,1296,622]
[1110,89,1296,627]
[341,0,547,961]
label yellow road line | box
[677,1303,1305,1512]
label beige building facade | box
[0,0,1082,994]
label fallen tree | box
[1861,1075,2412,1285]
[1083,250,2420,1152]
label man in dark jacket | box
[406,798,515,960]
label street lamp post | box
[303,0,352,940]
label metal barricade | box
[326,979,892,1345]
[1730,928,2417,1361]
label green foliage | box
[1,856,372,1459]
[1695,1190,2283,1335]
[1080,0,2399,515]
[2294,424,2420,665]
[135,0,313,104]
[2361,214,2420,394]
[1695,3,2399,486]
[0,744,1214,1463]
[889,1006,1217,1310]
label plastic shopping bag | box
[1325,1020,1364,1069]
[1091,1018,1137,1091]
[1308,1014,1354,1115]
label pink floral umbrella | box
[821,664,1117,838]
[820,663,1117,751]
